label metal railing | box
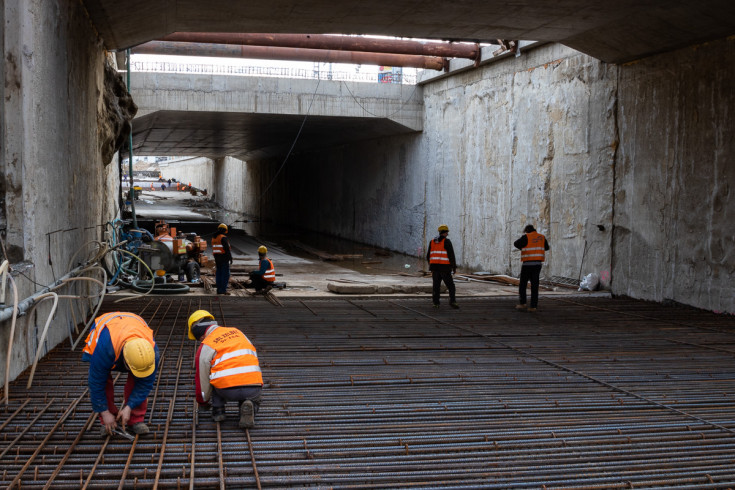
[129,60,418,85]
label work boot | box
[239,400,255,429]
[450,302,460,309]
[212,407,226,423]
[528,307,537,312]
[130,422,149,435]
[515,304,527,311]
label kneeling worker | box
[82,312,159,436]
[188,310,263,428]
[249,245,275,293]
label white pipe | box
[0,260,9,305]
[25,292,59,389]
[2,274,18,404]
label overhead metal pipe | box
[161,32,480,61]
[132,41,449,71]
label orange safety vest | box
[202,327,263,388]
[262,258,276,282]
[521,231,546,262]
[212,234,224,254]
[83,312,155,360]
[428,238,450,265]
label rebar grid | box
[1,296,734,488]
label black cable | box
[258,78,321,201]
[341,80,419,118]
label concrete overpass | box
[130,71,423,160]
[84,0,735,64]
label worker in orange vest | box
[248,245,275,293]
[188,310,263,428]
[211,223,232,294]
[426,224,458,309]
[82,312,159,437]
[514,224,550,312]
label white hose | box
[25,292,59,389]
[2,273,18,405]
[0,260,9,305]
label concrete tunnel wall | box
[244,38,735,314]
[0,0,120,386]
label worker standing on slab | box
[188,310,263,428]
[427,224,459,309]
[212,223,233,295]
[249,245,275,294]
[82,312,159,437]
[514,224,550,312]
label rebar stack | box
[1,296,735,488]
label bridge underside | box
[133,111,417,160]
[84,0,735,63]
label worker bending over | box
[249,245,275,293]
[212,223,232,295]
[82,312,159,436]
[188,310,263,428]
[427,224,459,309]
[514,224,550,312]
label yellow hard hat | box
[258,245,267,254]
[123,338,156,378]
[218,223,228,233]
[188,310,214,340]
[438,224,449,232]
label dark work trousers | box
[215,259,230,294]
[432,270,456,305]
[212,385,263,414]
[519,264,543,308]
[248,273,269,292]
[101,373,147,426]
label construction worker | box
[82,312,159,437]
[188,310,263,428]
[426,224,459,309]
[249,245,275,293]
[212,223,233,295]
[514,224,550,312]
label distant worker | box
[248,245,275,293]
[167,178,172,186]
[150,182,154,191]
[212,223,232,295]
[161,183,166,191]
[426,224,459,309]
[188,310,263,428]
[514,224,550,312]
[82,312,159,437]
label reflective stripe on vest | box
[263,258,276,282]
[202,327,263,388]
[212,234,224,254]
[83,312,155,360]
[429,238,450,265]
[521,231,546,262]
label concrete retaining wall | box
[159,157,214,192]
[613,38,735,312]
[0,0,118,385]
[250,38,735,313]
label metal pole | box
[126,48,138,229]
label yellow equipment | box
[188,310,215,340]
[438,224,449,232]
[123,338,156,377]
[258,245,267,254]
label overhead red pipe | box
[132,41,449,71]
[161,32,480,61]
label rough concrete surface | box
[1,0,118,385]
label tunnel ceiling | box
[85,0,735,63]
[132,111,417,161]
